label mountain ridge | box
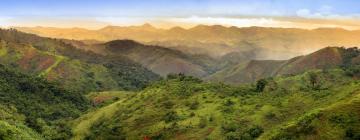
[15,25,360,59]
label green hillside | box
[72,67,360,139]
[16,25,360,60]
[0,29,160,93]
[2,28,360,140]
[0,64,90,139]
[208,47,360,84]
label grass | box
[71,69,360,139]
[38,53,64,76]
[0,121,43,140]
[72,91,132,140]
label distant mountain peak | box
[169,26,186,32]
[190,24,227,31]
[141,23,154,28]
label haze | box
[1,0,360,29]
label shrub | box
[198,117,207,128]
[256,79,267,92]
[162,101,175,109]
[222,121,238,133]
[163,111,179,123]
[223,99,235,106]
[345,127,360,140]
[306,72,322,90]
[188,100,200,110]
[247,125,264,138]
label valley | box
[0,27,360,140]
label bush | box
[247,125,264,138]
[345,127,360,140]
[198,117,207,128]
[162,101,175,109]
[256,79,267,92]
[223,99,235,106]
[163,111,179,123]
[188,101,200,110]
[222,121,238,133]
[306,72,322,90]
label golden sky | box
[1,0,360,30]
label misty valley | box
[1,0,360,140]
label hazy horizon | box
[1,0,360,30]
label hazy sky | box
[1,0,360,29]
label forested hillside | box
[0,64,90,139]
[208,47,360,84]
[16,25,360,59]
[0,29,360,140]
[73,67,360,139]
[0,29,160,93]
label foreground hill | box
[0,64,90,139]
[16,25,360,59]
[72,69,360,139]
[208,47,360,84]
[0,29,160,93]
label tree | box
[255,79,267,92]
[307,72,321,90]
[163,111,179,123]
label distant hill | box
[100,40,220,77]
[207,47,360,84]
[64,39,255,77]
[16,25,360,59]
[0,29,160,93]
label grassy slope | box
[207,47,356,84]
[72,69,360,140]
[0,104,43,140]
[0,29,160,93]
[0,121,43,140]
[0,64,90,139]
[102,40,215,77]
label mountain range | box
[0,26,360,140]
[16,24,360,60]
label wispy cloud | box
[0,16,13,27]
[168,16,360,30]
[296,5,360,20]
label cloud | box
[169,16,283,27]
[0,16,13,27]
[296,5,360,20]
[168,16,360,30]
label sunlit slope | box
[72,69,360,140]
[0,64,90,139]
[101,40,214,77]
[16,25,360,59]
[0,29,160,92]
[207,47,360,84]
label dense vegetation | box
[1,28,360,140]
[0,29,160,93]
[73,68,360,139]
[0,64,90,139]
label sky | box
[1,0,360,29]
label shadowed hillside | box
[101,40,217,77]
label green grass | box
[72,95,129,140]
[0,121,43,140]
[38,52,65,76]
[72,70,360,140]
